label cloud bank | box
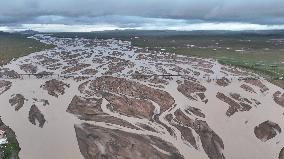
[1,0,284,31]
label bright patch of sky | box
[2,22,284,32]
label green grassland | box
[0,119,21,159]
[131,36,284,78]
[0,32,54,65]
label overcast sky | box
[1,0,284,32]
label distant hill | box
[0,31,10,35]
[17,30,40,35]
[52,29,284,40]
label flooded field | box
[0,34,283,159]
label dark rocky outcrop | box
[174,125,198,149]
[194,120,225,159]
[104,93,155,119]
[240,84,256,93]
[185,106,205,118]
[81,69,97,75]
[28,104,46,128]
[20,63,38,73]
[216,77,231,87]
[36,71,54,78]
[0,68,20,79]
[177,80,207,103]
[273,91,284,107]
[173,109,225,159]
[0,80,12,95]
[245,80,269,93]
[41,79,70,97]
[67,95,103,116]
[79,76,174,112]
[9,94,26,111]
[32,98,50,106]
[216,92,252,116]
[62,63,90,74]
[74,123,184,159]
[67,95,138,129]
[279,147,284,159]
[254,121,281,142]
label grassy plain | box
[0,32,54,65]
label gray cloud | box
[0,0,284,28]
